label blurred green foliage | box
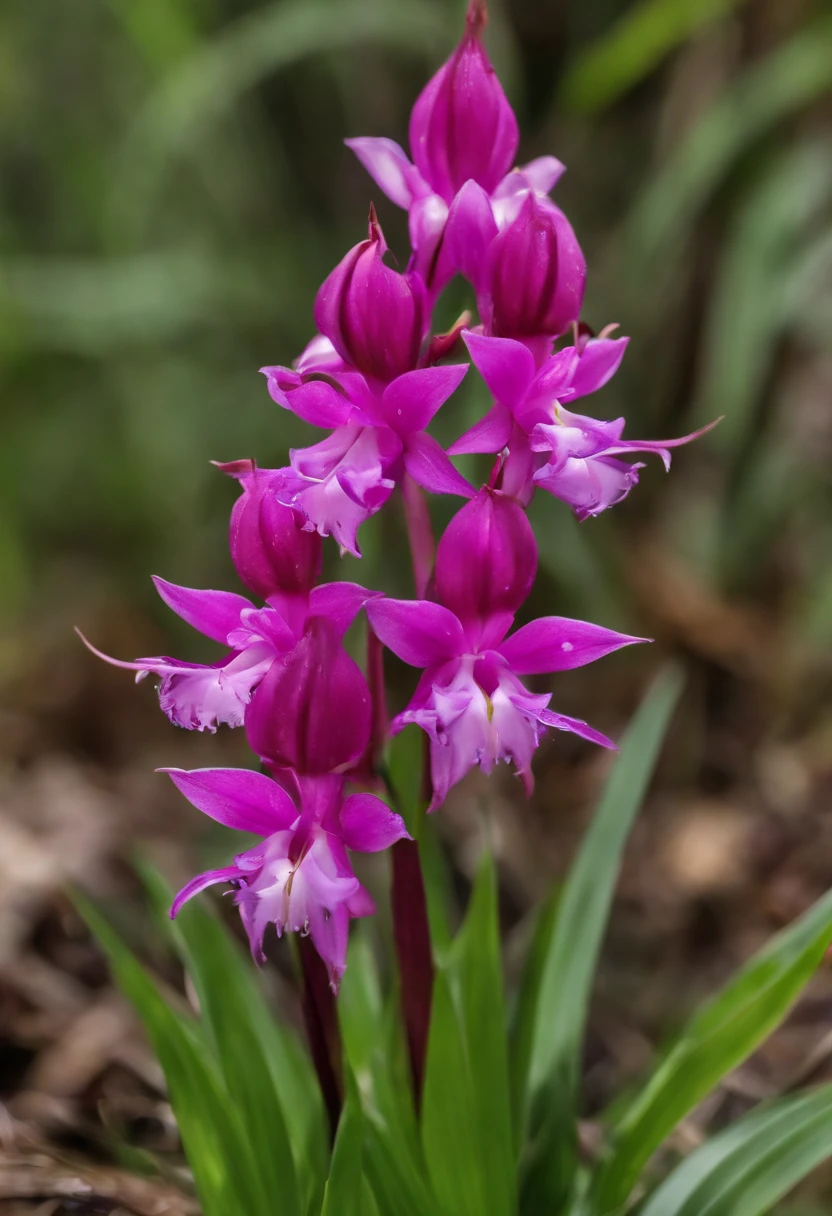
[1,0,830,672]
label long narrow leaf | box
[140,866,306,1216]
[520,666,684,1214]
[592,887,832,1211]
[321,1070,364,1216]
[74,893,264,1216]
[640,1085,832,1216]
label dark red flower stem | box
[392,476,437,1106]
[391,835,434,1104]
[298,935,342,1141]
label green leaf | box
[520,666,685,1215]
[509,891,559,1155]
[640,1085,832,1216]
[591,887,832,1212]
[560,0,746,114]
[73,892,264,1216]
[421,853,516,1216]
[363,1116,440,1216]
[140,864,326,1216]
[628,17,832,280]
[321,1069,364,1216]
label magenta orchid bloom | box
[367,488,646,808]
[450,328,718,515]
[346,1,565,296]
[79,569,376,736]
[164,767,409,989]
[261,216,472,556]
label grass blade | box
[592,888,832,1211]
[519,666,684,1214]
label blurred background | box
[1,0,832,1209]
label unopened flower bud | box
[246,616,372,774]
[218,460,322,600]
[435,486,537,650]
[487,193,585,340]
[314,208,428,383]
[409,0,518,202]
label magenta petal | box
[538,708,617,750]
[569,336,629,400]
[367,598,466,668]
[498,616,648,674]
[447,403,513,456]
[444,180,498,290]
[152,577,251,645]
[160,766,298,835]
[344,136,421,209]
[339,792,410,852]
[517,156,566,196]
[402,432,475,499]
[308,581,379,635]
[260,367,353,428]
[309,902,351,992]
[170,866,242,919]
[380,364,468,435]
[462,330,536,410]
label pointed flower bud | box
[435,486,537,650]
[246,616,372,775]
[314,208,428,383]
[409,0,518,202]
[486,193,585,341]
[217,460,322,600]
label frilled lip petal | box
[380,363,468,435]
[339,792,411,852]
[537,708,618,750]
[151,578,252,645]
[160,766,298,835]
[497,616,649,674]
[367,598,467,668]
[402,432,475,499]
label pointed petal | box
[381,363,468,435]
[444,180,498,290]
[367,597,466,668]
[538,708,617,750]
[462,330,536,410]
[309,581,380,635]
[403,431,474,498]
[447,402,513,456]
[339,792,411,852]
[160,767,297,835]
[498,616,648,674]
[170,866,241,918]
[594,417,723,471]
[516,155,566,195]
[344,136,421,209]
[152,577,251,644]
[569,335,629,400]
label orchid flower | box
[261,213,472,556]
[367,488,646,808]
[165,766,408,989]
[450,328,719,514]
